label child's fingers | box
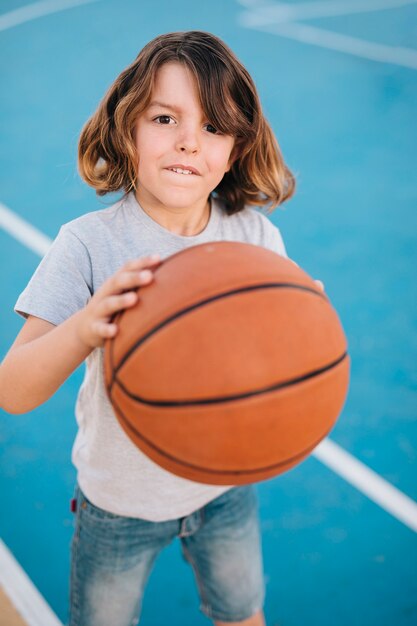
[93,320,118,339]
[114,254,161,289]
[314,279,325,291]
[118,270,154,291]
[83,257,161,347]
[98,292,139,318]
[99,266,156,298]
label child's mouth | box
[166,167,196,176]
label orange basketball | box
[104,242,349,485]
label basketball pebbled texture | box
[104,241,350,485]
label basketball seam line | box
[112,352,348,407]
[108,282,328,390]
[110,392,333,476]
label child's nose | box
[176,126,200,153]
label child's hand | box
[77,254,161,349]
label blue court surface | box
[1,1,416,625]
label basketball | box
[104,242,349,485]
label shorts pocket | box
[76,485,122,522]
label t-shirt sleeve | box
[257,210,288,258]
[267,221,288,258]
[14,224,93,325]
[262,214,301,267]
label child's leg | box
[180,485,266,624]
[214,609,265,626]
[68,485,177,626]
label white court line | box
[238,0,417,24]
[1,4,99,625]
[0,202,52,255]
[237,0,417,70]
[2,201,417,535]
[314,439,417,533]
[242,20,417,70]
[0,0,100,33]
[0,539,63,626]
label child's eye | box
[152,116,220,134]
[205,123,220,135]
[154,115,174,125]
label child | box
[1,31,298,626]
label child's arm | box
[0,255,161,414]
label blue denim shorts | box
[68,483,265,625]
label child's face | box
[133,62,235,214]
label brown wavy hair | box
[78,30,296,214]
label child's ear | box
[226,143,241,171]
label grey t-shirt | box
[15,191,288,521]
